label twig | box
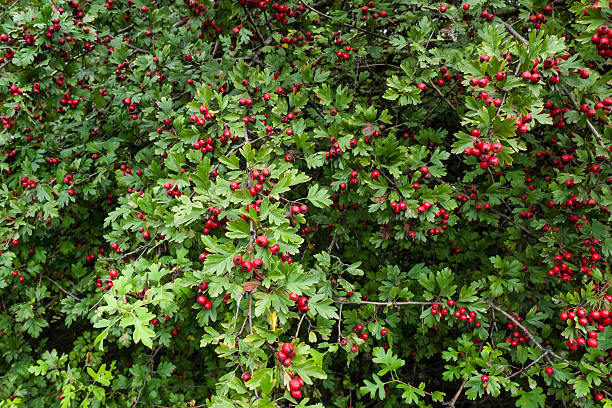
[561,86,605,148]
[333,299,434,306]
[133,346,161,408]
[248,292,253,335]
[489,302,569,363]
[294,313,307,338]
[232,293,245,333]
[337,303,343,341]
[300,0,388,40]
[506,351,549,379]
[428,80,456,111]
[488,207,537,238]
[449,379,466,407]
[327,234,337,253]
[499,20,605,149]
[45,277,81,300]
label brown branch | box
[428,80,456,112]
[133,346,161,408]
[45,277,81,300]
[488,207,537,238]
[489,302,569,363]
[300,0,388,40]
[294,313,307,339]
[247,292,253,335]
[506,351,549,379]
[499,20,605,148]
[333,299,434,306]
[337,303,343,341]
[449,379,466,407]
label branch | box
[247,292,253,335]
[300,0,388,40]
[448,379,466,407]
[499,20,605,149]
[489,302,569,363]
[488,207,537,238]
[294,313,307,339]
[506,351,549,379]
[561,85,605,148]
[428,80,457,112]
[133,346,161,408]
[45,277,81,300]
[333,299,434,306]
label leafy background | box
[0,0,611,407]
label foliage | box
[0,0,611,407]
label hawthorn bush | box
[1,0,612,406]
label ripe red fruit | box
[439,5,447,12]
[256,235,268,247]
[142,231,151,240]
[587,338,598,348]
[481,375,489,382]
[462,3,469,10]
[545,367,554,375]
[242,373,251,382]
[197,295,207,305]
[381,328,388,336]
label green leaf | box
[372,347,405,376]
[360,374,386,400]
[307,184,332,208]
[515,387,546,408]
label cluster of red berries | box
[325,136,348,160]
[360,1,388,21]
[20,176,37,190]
[202,207,223,235]
[276,342,296,367]
[278,31,315,47]
[580,97,612,119]
[1,114,15,131]
[11,269,25,282]
[196,281,213,309]
[591,25,612,60]
[560,304,612,350]
[464,129,502,168]
[7,84,22,97]
[526,11,549,30]
[480,10,495,21]
[431,300,482,327]
[288,375,306,399]
[162,181,182,197]
[289,292,309,312]
[352,323,369,340]
[504,318,530,347]
[232,255,264,279]
[389,200,407,214]
[429,207,450,234]
[191,137,215,154]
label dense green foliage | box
[1,0,612,406]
